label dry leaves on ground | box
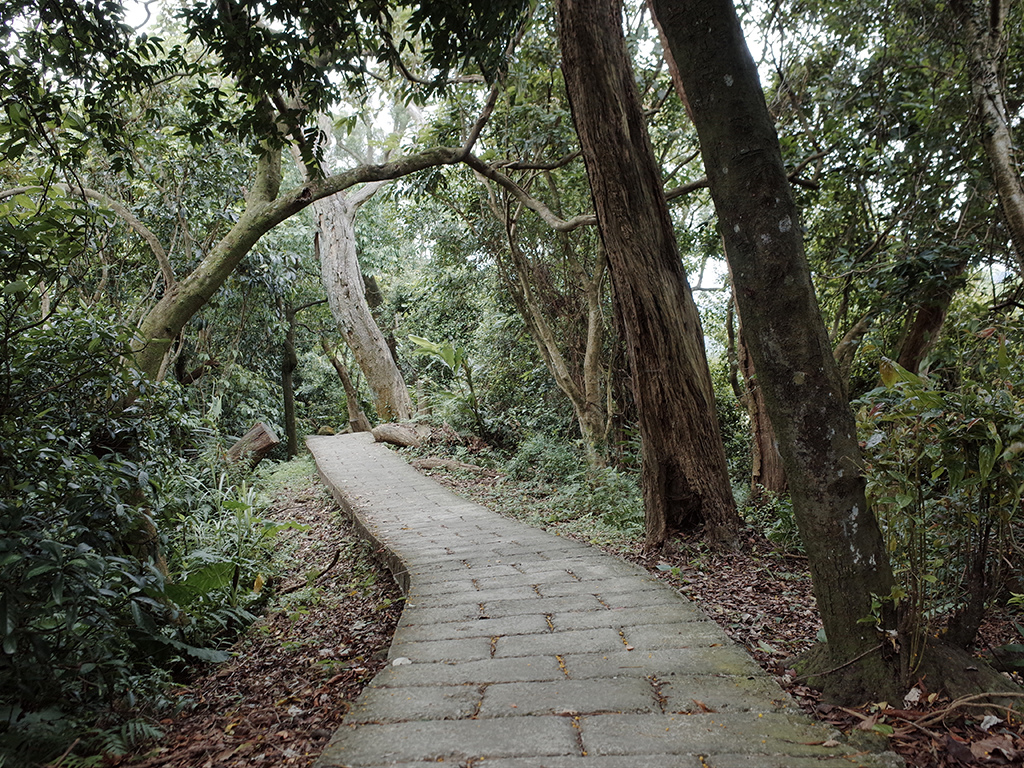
[120,483,402,768]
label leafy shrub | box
[741,490,802,552]
[505,433,584,484]
[858,345,1024,668]
[0,306,297,764]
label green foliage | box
[500,433,643,536]
[408,334,483,432]
[858,335,1024,666]
[0,305,298,763]
[505,433,582,484]
[743,491,802,552]
[164,475,305,646]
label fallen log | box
[411,456,503,477]
[372,422,432,447]
[226,422,280,468]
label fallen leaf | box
[970,734,1017,761]
[979,714,1003,733]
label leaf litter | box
[120,474,402,768]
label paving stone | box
[369,655,568,686]
[538,576,660,597]
[493,626,626,657]
[412,583,544,606]
[622,620,735,648]
[578,712,847,758]
[387,634,494,663]
[595,587,693,609]
[478,677,659,718]
[306,435,901,768]
[549,603,708,631]
[482,594,606,618]
[562,646,765,680]
[345,685,481,723]
[658,674,798,714]
[316,715,579,767]
[391,614,551,643]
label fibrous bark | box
[558,0,740,549]
[954,0,1024,271]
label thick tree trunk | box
[558,0,740,550]
[314,191,414,423]
[954,0,1024,270]
[226,422,281,467]
[651,0,900,701]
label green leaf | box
[979,443,996,482]
[184,562,235,594]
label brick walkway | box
[307,433,900,768]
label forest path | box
[307,433,900,768]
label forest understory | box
[118,453,1023,768]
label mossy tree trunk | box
[650,0,901,701]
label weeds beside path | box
[120,459,401,768]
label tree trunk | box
[226,422,281,467]
[321,336,373,433]
[282,304,300,458]
[132,145,465,380]
[895,258,968,374]
[558,0,740,550]
[954,0,1024,271]
[651,0,901,701]
[738,327,788,499]
[314,191,414,423]
[492,201,611,468]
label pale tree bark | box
[954,0,1024,270]
[558,0,740,550]
[651,0,902,701]
[130,145,465,380]
[313,183,414,422]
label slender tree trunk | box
[895,259,968,374]
[954,0,1024,271]
[492,202,611,467]
[738,327,787,498]
[321,336,373,433]
[651,0,900,701]
[314,190,413,423]
[282,303,300,457]
[558,0,739,550]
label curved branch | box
[464,152,598,231]
[1,183,175,287]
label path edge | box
[306,435,412,595]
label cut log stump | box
[227,422,280,468]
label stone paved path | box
[307,433,900,768]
